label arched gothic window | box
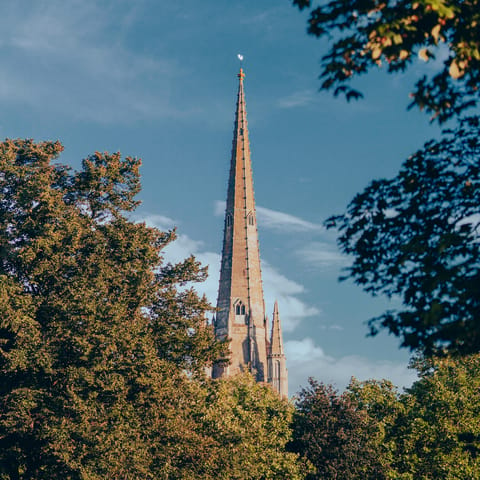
[234,300,247,324]
[235,303,246,315]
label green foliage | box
[346,377,403,472]
[327,116,480,356]
[293,0,480,122]
[390,355,480,479]
[290,378,393,479]
[0,139,304,479]
[0,139,227,478]
[292,359,480,479]
[204,373,304,480]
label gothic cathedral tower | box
[212,68,288,398]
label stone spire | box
[213,68,268,382]
[267,301,288,398]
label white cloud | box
[138,212,221,307]
[277,89,317,109]
[296,241,347,268]
[138,214,177,231]
[261,261,320,332]
[214,200,226,217]
[257,206,324,232]
[286,337,418,395]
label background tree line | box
[292,355,480,479]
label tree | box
[389,354,480,479]
[346,377,403,473]
[293,0,480,123]
[0,139,226,478]
[327,116,480,356]
[289,378,393,479]
[203,372,304,480]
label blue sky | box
[1,0,445,393]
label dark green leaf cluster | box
[293,0,480,122]
[328,116,480,356]
[290,379,391,479]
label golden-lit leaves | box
[449,60,462,78]
[418,48,431,61]
[0,139,228,478]
[294,0,480,122]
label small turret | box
[267,301,288,398]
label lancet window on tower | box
[226,214,232,227]
[235,302,246,315]
[234,300,247,324]
[274,361,281,391]
[247,213,254,226]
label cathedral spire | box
[213,68,267,381]
[212,69,287,397]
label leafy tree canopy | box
[293,0,480,122]
[204,373,304,480]
[0,139,227,478]
[292,357,480,480]
[328,116,480,356]
[290,378,392,479]
[390,354,480,479]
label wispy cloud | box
[286,337,417,394]
[319,324,344,331]
[296,241,347,269]
[0,1,186,124]
[276,86,380,115]
[277,89,317,109]
[257,206,324,232]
